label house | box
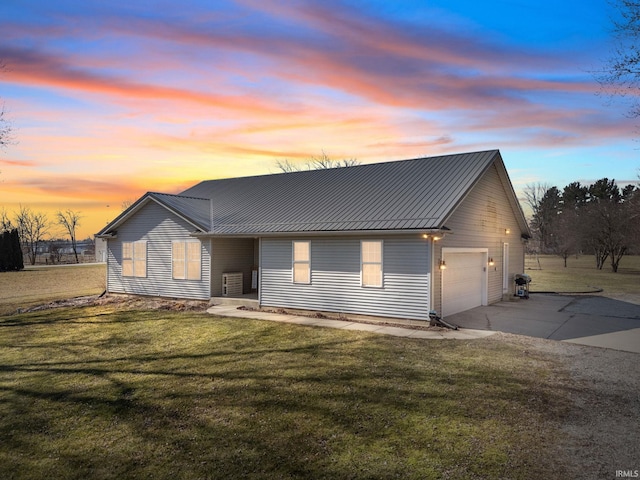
[97,150,530,319]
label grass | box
[526,254,640,295]
[0,264,106,315]
[0,304,573,480]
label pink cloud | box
[0,46,297,119]
[0,158,39,167]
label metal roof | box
[96,192,210,236]
[149,192,210,231]
[182,149,501,234]
[98,150,529,237]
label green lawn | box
[526,254,640,295]
[0,304,573,479]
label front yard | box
[0,302,573,479]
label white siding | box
[260,236,431,320]
[106,202,211,300]
[433,162,525,314]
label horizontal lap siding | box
[260,236,430,320]
[106,202,211,300]
[433,163,525,313]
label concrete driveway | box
[446,294,640,354]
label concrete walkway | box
[207,305,497,340]
[208,294,640,354]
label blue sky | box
[0,0,637,237]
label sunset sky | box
[1,0,638,239]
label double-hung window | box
[361,240,383,287]
[122,240,147,278]
[172,240,202,280]
[292,241,311,284]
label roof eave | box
[96,192,209,237]
[191,227,450,238]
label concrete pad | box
[446,294,640,353]
[445,329,498,339]
[563,328,640,354]
[281,316,322,325]
[207,303,538,342]
[562,296,640,319]
[374,326,415,337]
[341,322,387,333]
[406,330,446,339]
[307,318,355,329]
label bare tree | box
[15,206,49,265]
[121,199,135,211]
[596,0,640,120]
[275,159,301,173]
[275,151,360,173]
[0,62,12,149]
[1,207,12,231]
[525,183,561,254]
[56,209,82,263]
[0,106,10,149]
[523,182,552,217]
[308,151,360,169]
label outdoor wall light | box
[488,257,495,266]
[439,259,447,270]
[505,228,511,235]
[432,235,442,241]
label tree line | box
[1,207,83,268]
[525,178,640,272]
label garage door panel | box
[442,252,485,317]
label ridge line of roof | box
[149,191,209,201]
[188,149,501,185]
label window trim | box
[502,243,509,293]
[122,240,147,278]
[292,240,311,284]
[172,239,202,281]
[361,240,383,288]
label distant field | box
[0,264,106,315]
[525,254,640,296]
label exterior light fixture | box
[422,233,429,239]
[432,235,442,241]
[439,259,447,270]
[505,228,511,235]
[488,258,494,266]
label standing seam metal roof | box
[97,150,525,237]
[178,149,501,234]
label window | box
[172,240,201,280]
[292,241,310,284]
[122,240,147,278]
[361,240,383,287]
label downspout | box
[429,236,435,316]
[258,237,263,307]
[210,199,214,299]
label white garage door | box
[442,251,486,317]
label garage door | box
[442,251,486,317]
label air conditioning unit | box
[222,272,243,297]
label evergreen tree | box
[0,230,7,271]
[0,228,24,271]
[11,229,23,270]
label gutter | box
[190,228,451,239]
